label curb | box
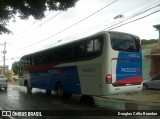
[0,107,15,119]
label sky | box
[0,0,160,69]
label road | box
[0,84,160,119]
[0,84,98,110]
[0,84,113,119]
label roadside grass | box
[142,43,158,49]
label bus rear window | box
[110,32,140,52]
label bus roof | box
[20,31,139,59]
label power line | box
[87,1,159,34]
[15,11,60,36]
[89,0,159,32]
[11,0,159,53]
[112,0,153,18]
[19,0,118,49]
[39,11,62,27]
[68,3,160,35]
[108,9,160,31]
[104,3,160,30]
[19,7,160,56]
[47,0,160,48]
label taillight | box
[106,74,112,84]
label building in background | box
[149,24,160,77]
[142,24,160,80]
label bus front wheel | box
[24,80,32,93]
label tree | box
[12,61,19,75]
[141,39,158,45]
[0,0,79,34]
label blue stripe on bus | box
[116,51,142,82]
[30,66,81,94]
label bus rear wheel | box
[56,83,71,99]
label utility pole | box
[0,42,7,75]
[3,42,6,75]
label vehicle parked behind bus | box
[18,31,142,98]
[0,75,8,90]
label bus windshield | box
[110,32,140,52]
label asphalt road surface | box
[0,84,113,119]
[0,84,160,119]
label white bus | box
[18,31,142,98]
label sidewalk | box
[104,90,160,105]
[94,90,160,110]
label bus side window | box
[79,42,86,58]
[26,57,31,66]
[36,55,42,65]
[32,58,36,66]
[59,47,66,61]
[94,39,101,51]
[87,40,94,52]
[46,55,52,63]
[27,60,30,66]
[19,65,23,75]
[42,56,47,64]
[87,39,101,53]
[74,42,86,60]
[64,45,74,62]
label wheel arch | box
[142,83,149,90]
[24,79,28,87]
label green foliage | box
[141,39,158,45]
[12,61,19,75]
[0,0,79,34]
[5,70,14,82]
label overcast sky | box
[0,0,160,68]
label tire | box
[142,84,148,90]
[80,95,95,106]
[27,86,32,94]
[56,83,71,99]
[57,83,63,97]
[46,90,52,96]
[25,81,32,93]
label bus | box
[18,31,142,98]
